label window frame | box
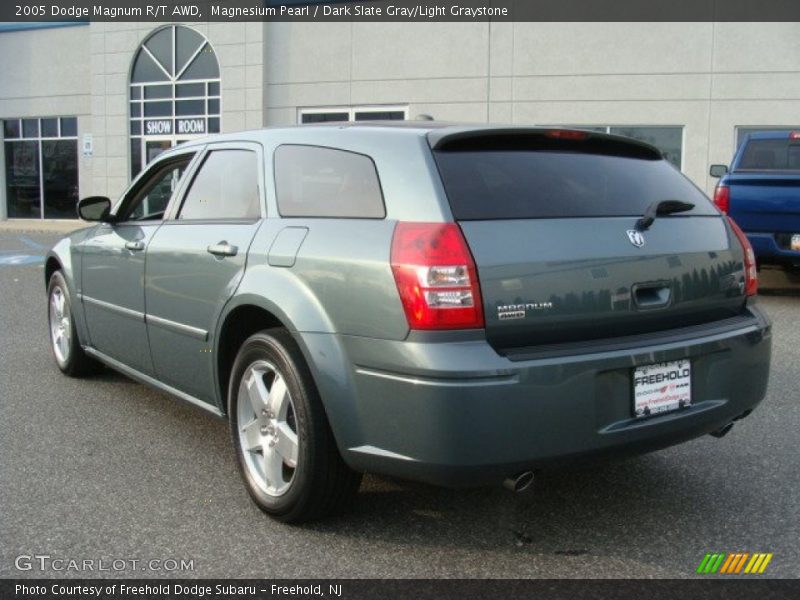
[167,141,266,223]
[273,143,387,220]
[129,25,223,179]
[112,150,200,224]
[3,116,79,220]
[297,105,408,124]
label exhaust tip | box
[710,422,734,438]
[503,471,535,493]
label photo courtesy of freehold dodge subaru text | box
[45,123,772,523]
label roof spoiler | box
[427,127,663,160]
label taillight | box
[728,217,758,296]
[713,184,730,214]
[390,222,484,330]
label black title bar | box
[3,579,800,600]
[3,1,800,22]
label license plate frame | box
[633,360,692,418]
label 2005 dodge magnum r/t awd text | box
[45,123,772,522]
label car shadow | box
[758,267,800,295]
[759,286,800,297]
[302,452,716,558]
[53,348,755,569]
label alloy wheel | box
[236,360,299,497]
[49,286,71,365]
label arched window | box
[129,25,221,177]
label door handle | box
[124,241,145,252]
[207,241,238,257]
[632,282,672,309]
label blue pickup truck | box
[711,130,800,270]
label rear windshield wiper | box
[636,199,695,231]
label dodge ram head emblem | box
[627,230,645,248]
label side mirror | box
[709,164,728,178]
[77,196,113,222]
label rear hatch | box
[430,129,748,352]
[728,136,800,233]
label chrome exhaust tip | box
[710,422,734,438]
[503,471,535,493]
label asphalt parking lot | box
[1,230,798,579]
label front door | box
[145,143,265,405]
[79,152,197,374]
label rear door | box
[144,142,265,405]
[431,130,748,352]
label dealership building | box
[0,20,798,220]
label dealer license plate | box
[633,360,692,418]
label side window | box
[122,156,193,221]
[274,145,385,218]
[177,150,261,220]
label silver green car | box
[46,123,772,522]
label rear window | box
[434,148,716,220]
[737,139,800,171]
[274,145,385,218]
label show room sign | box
[177,119,205,134]
[144,119,205,136]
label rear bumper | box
[304,306,772,487]
[747,232,800,266]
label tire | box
[47,270,99,377]
[228,328,362,523]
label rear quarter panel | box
[222,128,453,450]
[233,127,457,339]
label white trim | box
[0,123,6,220]
[140,44,172,81]
[680,126,686,172]
[2,116,80,220]
[5,136,79,141]
[137,95,220,102]
[353,105,410,117]
[297,104,409,124]
[129,26,221,178]
[3,117,78,141]
[37,136,44,217]
[175,41,207,81]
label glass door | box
[136,138,197,179]
[145,139,173,164]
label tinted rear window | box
[737,139,800,171]
[434,150,716,220]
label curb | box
[0,219,87,234]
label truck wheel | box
[47,270,98,377]
[228,329,362,522]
